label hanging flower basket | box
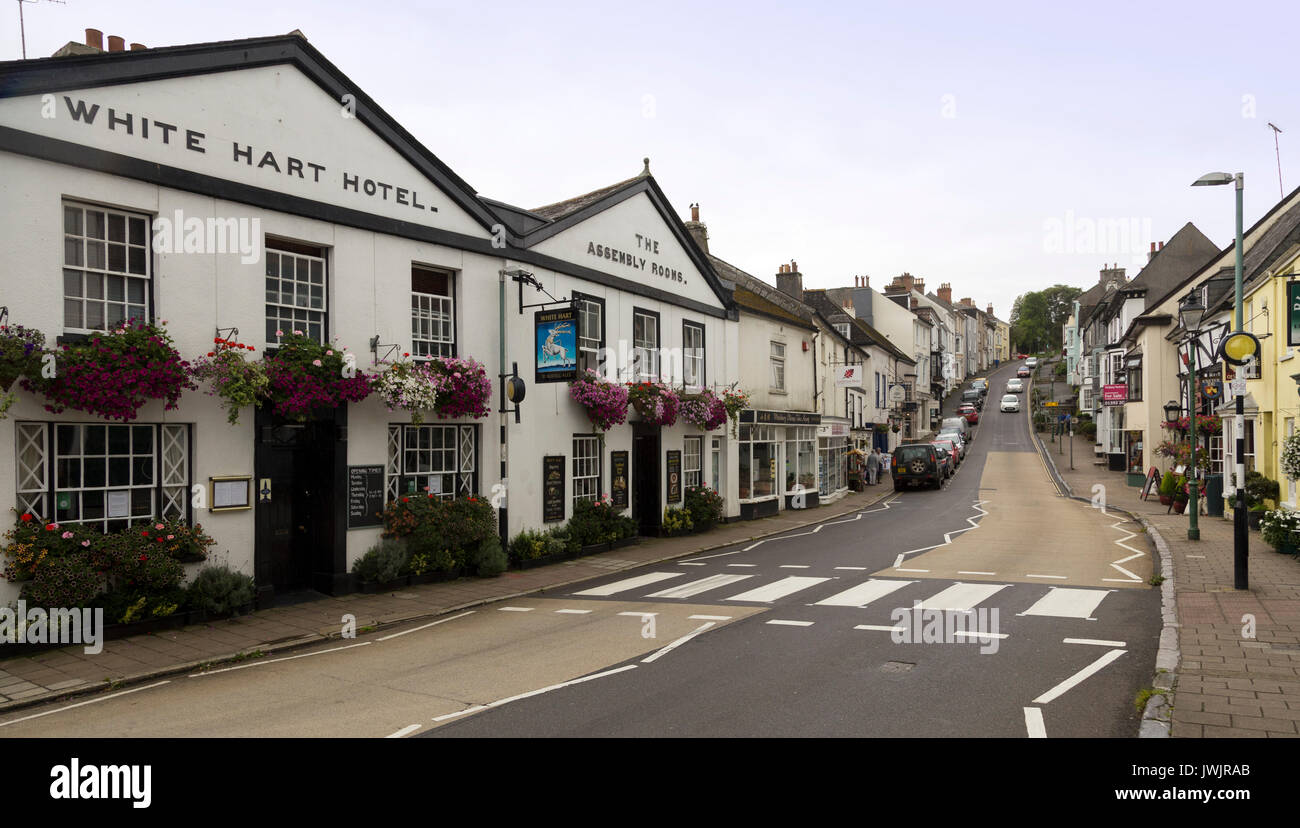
[425,356,492,419]
[680,388,727,431]
[373,359,439,425]
[191,338,267,425]
[0,324,44,393]
[1161,415,1222,435]
[263,330,372,422]
[22,320,195,422]
[569,370,629,431]
[721,387,750,437]
[627,381,680,427]
[1281,431,1300,482]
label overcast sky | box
[6,0,1296,321]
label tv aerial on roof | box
[16,0,66,60]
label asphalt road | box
[0,360,1162,738]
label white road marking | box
[952,630,1008,640]
[649,573,753,599]
[555,609,592,614]
[679,562,707,566]
[642,623,716,663]
[855,624,906,633]
[893,553,905,568]
[1033,649,1127,704]
[895,568,930,573]
[688,614,732,620]
[816,579,915,608]
[1020,588,1111,620]
[835,566,868,571]
[958,570,997,576]
[377,611,474,641]
[779,565,810,569]
[727,563,757,568]
[1024,707,1047,738]
[1026,574,1068,580]
[1186,555,1206,559]
[1102,513,1147,582]
[725,576,831,603]
[618,611,658,617]
[188,642,372,677]
[387,724,422,738]
[766,619,815,627]
[915,582,1008,612]
[1109,563,1142,582]
[498,606,534,612]
[681,496,899,562]
[1064,638,1127,647]
[573,571,683,596]
[432,665,640,723]
[895,499,991,563]
[0,681,171,728]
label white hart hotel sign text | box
[586,234,687,284]
[54,95,440,214]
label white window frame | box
[684,436,703,491]
[265,245,327,345]
[770,341,786,391]
[411,266,455,359]
[62,201,151,333]
[683,321,705,389]
[387,424,477,500]
[573,435,602,504]
[576,294,604,375]
[634,309,659,381]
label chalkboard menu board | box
[348,465,386,529]
[543,455,565,522]
[610,451,629,508]
[666,450,681,503]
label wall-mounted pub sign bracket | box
[369,335,401,365]
[215,326,241,347]
[508,268,575,315]
[0,306,8,328]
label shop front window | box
[738,425,777,501]
[784,426,817,495]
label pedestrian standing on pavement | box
[866,448,881,485]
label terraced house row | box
[0,29,1007,605]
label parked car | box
[1016,366,1031,378]
[893,443,943,491]
[940,416,972,443]
[931,444,956,479]
[1025,357,1038,368]
[1006,378,1024,393]
[971,378,988,396]
[1016,352,1028,360]
[1000,394,1020,413]
[957,404,980,424]
[937,430,967,459]
[961,390,984,410]
[932,438,961,467]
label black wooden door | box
[633,428,660,535]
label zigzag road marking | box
[1104,513,1145,583]
[891,499,990,568]
[682,495,899,563]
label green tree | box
[1010,285,1082,354]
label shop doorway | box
[633,426,661,535]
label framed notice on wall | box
[210,476,252,512]
[610,451,629,508]
[666,450,681,503]
[543,455,566,522]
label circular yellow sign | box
[1219,331,1261,365]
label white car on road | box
[1000,394,1020,412]
[1006,378,1024,393]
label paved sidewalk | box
[1045,429,1300,738]
[0,485,894,715]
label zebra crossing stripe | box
[648,573,753,599]
[573,572,684,597]
[1020,588,1111,619]
[725,576,831,603]
[914,582,1007,612]
[815,579,915,608]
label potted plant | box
[190,337,267,425]
[372,359,439,424]
[0,323,45,419]
[1171,476,1189,515]
[1260,509,1300,556]
[1245,471,1280,529]
[1157,471,1176,506]
[569,370,629,431]
[22,320,195,422]
[425,355,492,419]
[627,381,680,427]
[263,331,373,422]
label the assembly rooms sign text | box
[586,234,687,285]
[55,96,440,215]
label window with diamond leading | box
[265,239,327,344]
[63,202,151,332]
[385,424,478,501]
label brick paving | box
[1048,429,1300,738]
[0,484,893,715]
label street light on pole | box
[1179,289,1206,541]
[1192,171,1249,587]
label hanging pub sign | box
[666,450,682,503]
[610,451,629,508]
[535,307,577,383]
[543,455,566,522]
[1288,281,1300,346]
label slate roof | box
[802,289,915,364]
[529,174,643,221]
[709,255,817,328]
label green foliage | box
[1011,285,1082,354]
[1245,471,1280,507]
[1159,472,1176,498]
[187,565,256,616]
[662,507,694,536]
[351,537,409,583]
[1078,420,1097,440]
[683,486,724,531]
[469,536,507,578]
[567,497,629,547]
[20,552,101,609]
[1172,476,1189,502]
[382,495,491,574]
[508,529,568,565]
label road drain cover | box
[880,661,915,673]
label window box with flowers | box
[262,330,373,422]
[425,355,492,420]
[627,381,679,427]
[22,320,195,422]
[569,370,630,432]
[0,323,45,419]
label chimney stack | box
[960,297,973,307]
[107,35,125,52]
[130,43,146,51]
[909,297,919,311]
[987,303,994,316]
[85,29,104,50]
[684,203,709,254]
[1158,241,1164,251]
[776,262,804,301]
[937,283,952,304]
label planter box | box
[1171,499,1187,515]
[359,577,408,594]
[610,537,640,549]
[1158,495,1172,506]
[579,542,609,557]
